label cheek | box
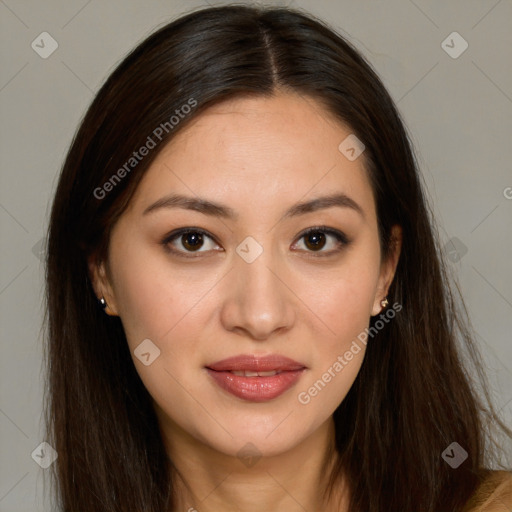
[314,278,374,339]
[295,281,371,415]
[304,255,379,353]
[295,251,379,407]
[108,238,207,351]
[108,243,214,423]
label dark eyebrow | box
[142,192,365,220]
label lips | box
[206,354,306,402]
[207,354,305,372]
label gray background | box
[1,0,511,510]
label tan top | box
[463,471,512,512]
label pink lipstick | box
[206,354,306,402]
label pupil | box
[305,232,325,251]
[183,232,203,251]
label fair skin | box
[90,91,402,511]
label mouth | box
[229,370,283,377]
[205,354,306,402]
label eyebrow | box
[142,192,365,220]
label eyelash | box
[161,225,350,259]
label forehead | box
[126,92,376,223]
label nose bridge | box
[239,242,278,297]
[220,235,294,339]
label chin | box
[198,412,318,460]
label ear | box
[371,225,402,317]
[88,253,119,316]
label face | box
[90,91,401,460]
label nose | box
[219,244,296,341]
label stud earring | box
[380,297,389,308]
[99,297,107,309]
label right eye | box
[161,228,222,258]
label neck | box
[160,417,349,512]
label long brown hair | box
[44,4,510,511]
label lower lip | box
[206,369,305,402]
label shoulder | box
[463,470,512,512]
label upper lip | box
[206,354,306,372]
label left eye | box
[292,226,349,255]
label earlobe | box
[371,225,403,317]
[87,255,119,316]
[98,296,118,316]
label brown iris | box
[181,232,204,251]
[303,231,326,251]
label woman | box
[44,4,511,511]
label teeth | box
[230,370,280,377]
